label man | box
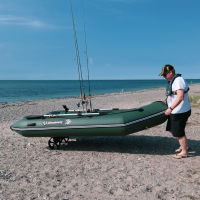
[160,64,191,159]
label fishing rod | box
[69,0,86,111]
[69,0,93,112]
[82,0,93,111]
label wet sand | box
[0,84,200,200]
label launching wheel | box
[62,137,69,144]
[48,137,61,149]
[48,137,69,149]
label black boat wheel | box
[48,137,69,149]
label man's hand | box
[165,108,172,116]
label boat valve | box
[63,105,69,112]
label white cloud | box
[0,15,68,29]
[0,15,46,28]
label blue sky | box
[0,0,200,80]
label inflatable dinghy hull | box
[10,101,167,137]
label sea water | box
[0,79,199,103]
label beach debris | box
[0,170,12,181]
[27,142,35,147]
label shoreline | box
[1,82,200,106]
[1,82,200,105]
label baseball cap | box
[159,64,174,76]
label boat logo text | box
[65,119,72,125]
[42,119,72,126]
[43,121,63,126]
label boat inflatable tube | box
[10,101,168,137]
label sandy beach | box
[0,84,200,200]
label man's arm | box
[165,89,184,115]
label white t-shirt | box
[167,76,191,114]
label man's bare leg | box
[177,136,188,156]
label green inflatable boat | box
[10,101,167,149]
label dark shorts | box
[166,110,191,138]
